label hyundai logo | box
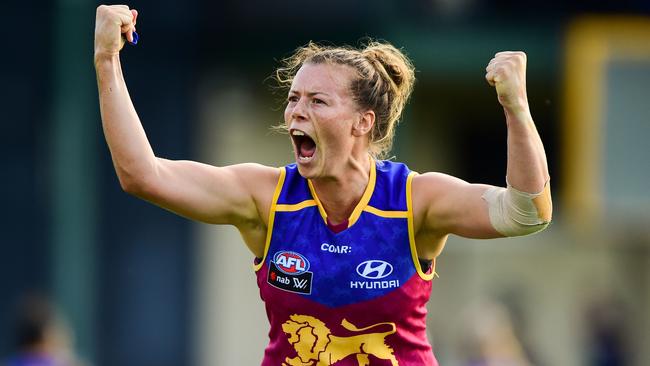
[356,260,393,279]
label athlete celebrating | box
[95,5,551,365]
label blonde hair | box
[275,40,416,159]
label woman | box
[94,5,551,365]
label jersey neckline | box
[306,157,377,232]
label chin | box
[295,163,316,179]
[294,152,320,179]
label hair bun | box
[362,43,415,99]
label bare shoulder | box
[204,162,282,257]
[147,160,282,226]
[227,162,281,184]
[411,171,498,242]
[411,172,465,226]
[227,163,282,225]
[411,172,470,205]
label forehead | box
[290,62,356,97]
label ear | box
[352,110,375,137]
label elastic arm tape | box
[481,181,552,237]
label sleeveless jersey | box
[255,160,438,366]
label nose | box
[289,98,308,121]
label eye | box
[312,98,326,105]
[287,95,299,103]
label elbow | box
[119,176,142,196]
[118,174,145,196]
[117,169,154,198]
[483,182,553,238]
[115,159,159,197]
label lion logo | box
[281,314,399,366]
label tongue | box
[299,137,316,158]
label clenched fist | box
[94,5,138,57]
[485,51,529,115]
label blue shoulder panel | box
[277,164,312,204]
[368,160,411,211]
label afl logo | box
[273,251,310,275]
[356,260,393,280]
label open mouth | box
[290,129,317,163]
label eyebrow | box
[288,90,331,97]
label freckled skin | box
[284,63,369,182]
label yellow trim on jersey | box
[307,156,377,228]
[406,172,435,280]
[348,160,376,227]
[254,167,286,272]
[363,205,408,218]
[307,180,328,225]
[275,200,318,212]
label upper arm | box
[412,172,502,240]
[128,159,280,228]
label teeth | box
[299,155,313,162]
[292,130,305,136]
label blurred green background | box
[1,1,649,365]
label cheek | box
[284,105,292,123]
[318,120,351,150]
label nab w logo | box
[356,260,393,280]
[269,250,313,295]
[293,278,308,289]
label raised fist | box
[485,51,529,114]
[94,5,137,57]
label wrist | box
[94,50,120,68]
[503,102,532,125]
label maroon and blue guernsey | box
[255,159,438,365]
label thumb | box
[125,9,139,45]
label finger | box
[495,51,527,64]
[116,9,138,43]
[118,12,138,45]
[485,71,496,86]
[120,27,133,43]
[116,9,133,25]
[129,10,139,44]
[119,22,134,43]
[495,51,518,57]
[487,55,503,67]
[485,59,498,72]
[117,12,134,29]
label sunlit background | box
[2,1,649,365]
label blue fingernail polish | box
[130,31,139,45]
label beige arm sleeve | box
[481,181,552,237]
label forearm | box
[95,52,157,190]
[479,51,552,236]
[504,107,549,193]
[479,106,552,237]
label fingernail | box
[130,31,139,45]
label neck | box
[310,153,372,225]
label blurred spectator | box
[458,298,534,366]
[584,295,629,366]
[5,293,85,366]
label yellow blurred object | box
[562,16,650,229]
